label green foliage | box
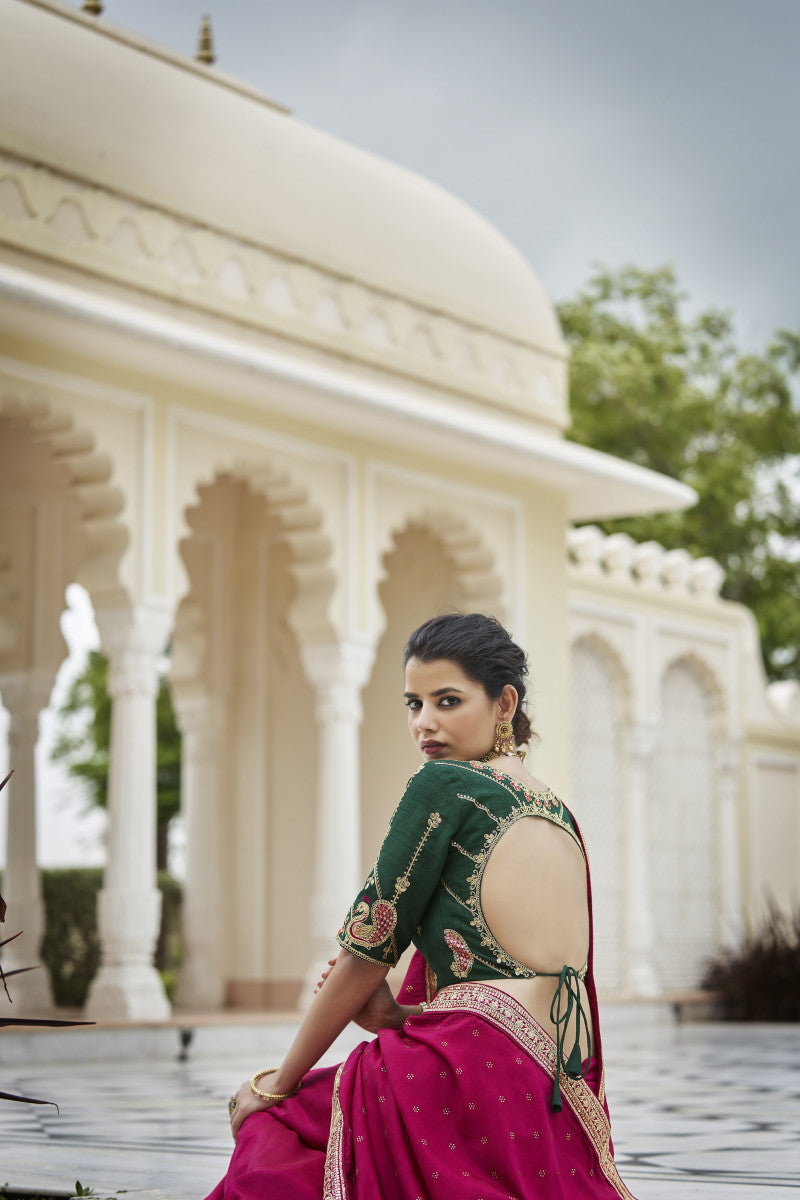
[40,869,102,1009]
[702,906,800,1021]
[51,651,182,868]
[38,869,181,1008]
[558,264,800,680]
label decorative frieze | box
[0,154,567,429]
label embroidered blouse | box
[337,759,586,994]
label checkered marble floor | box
[1,1008,798,1199]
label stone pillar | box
[173,692,225,1010]
[626,722,659,996]
[298,637,375,1005]
[85,603,172,1020]
[718,738,743,951]
[0,669,55,1011]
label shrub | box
[702,904,800,1021]
[39,868,182,1008]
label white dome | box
[0,0,564,354]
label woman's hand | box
[229,1074,277,1141]
[353,978,404,1033]
[314,952,417,1033]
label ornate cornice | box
[0,151,567,430]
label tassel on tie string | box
[548,964,592,1113]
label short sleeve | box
[337,763,458,966]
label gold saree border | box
[323,1061,347,1200]
[322,982,636,1200]
[431,982,636,1200]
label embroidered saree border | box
[323,982,635,1200]
[324,1061,347,1200]
[430,983,636,1200]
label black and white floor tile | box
[1,1010,798,1199]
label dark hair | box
[403,612,535,745]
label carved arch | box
[373,505,506,643]
[570,631,633,725]
[171,462,337,697]
[657,649,727,742]
[0,394,129,670]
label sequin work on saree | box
[323,982,636,1200]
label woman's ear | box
[497,684,518,722]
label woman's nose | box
[416,703,437,731]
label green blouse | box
[337,759,585,994]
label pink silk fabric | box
[204,979,635,1200]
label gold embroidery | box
[444,928,473,978]
[450,839,480,862]
[322,1062,347,1200]
[425,962,437,1001]
[440,878,470,909]
[421,760,588,980]
[344,896,398,948]
[339,810,443,964]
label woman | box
[207,613,636,1199]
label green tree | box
[558,264,800,681]
[51,649,181,869]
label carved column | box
[718,738,744,951]
[0,669,55,1011]
[85,603,172,1020]
[299,637,375,1004]
[173,692,225,1009]
[626,722,659,995]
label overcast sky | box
[95,0,800,350]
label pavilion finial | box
[82,0,104,14]
[196,15,216,65]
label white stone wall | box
[568,526,800,996]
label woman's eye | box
[405,698,421,710]
[440,696,460,707]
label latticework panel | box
[570,641,626,992]
[650,663,719,990]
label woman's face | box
[404,656,515,762]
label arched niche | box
[650,655,723,990]
[170,470,330,1007]
[569,634,631,993]
[360,514,505,876]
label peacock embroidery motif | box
[345,896,398,947]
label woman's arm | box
[230,949,415,1138]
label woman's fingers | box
[229,1078,272,1140]
[313,956,340,993]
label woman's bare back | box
[479,765,594,1052]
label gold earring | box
[480,720,517,761]
[493,720,516,756]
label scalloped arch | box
[174,459,337,675]
[571,630,633,725]
[373,505,506,644]
[658,651,727,740]
[0,394,130,624]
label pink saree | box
[205,969,635,1200]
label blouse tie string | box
[545,964,592,1113]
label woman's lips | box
[421,741,446,755]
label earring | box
[480,720,517,761]
[493,720,516,755]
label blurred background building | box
[1,0,798,1019]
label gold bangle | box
[250,1068,301,1102]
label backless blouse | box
[337,759,586,992]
